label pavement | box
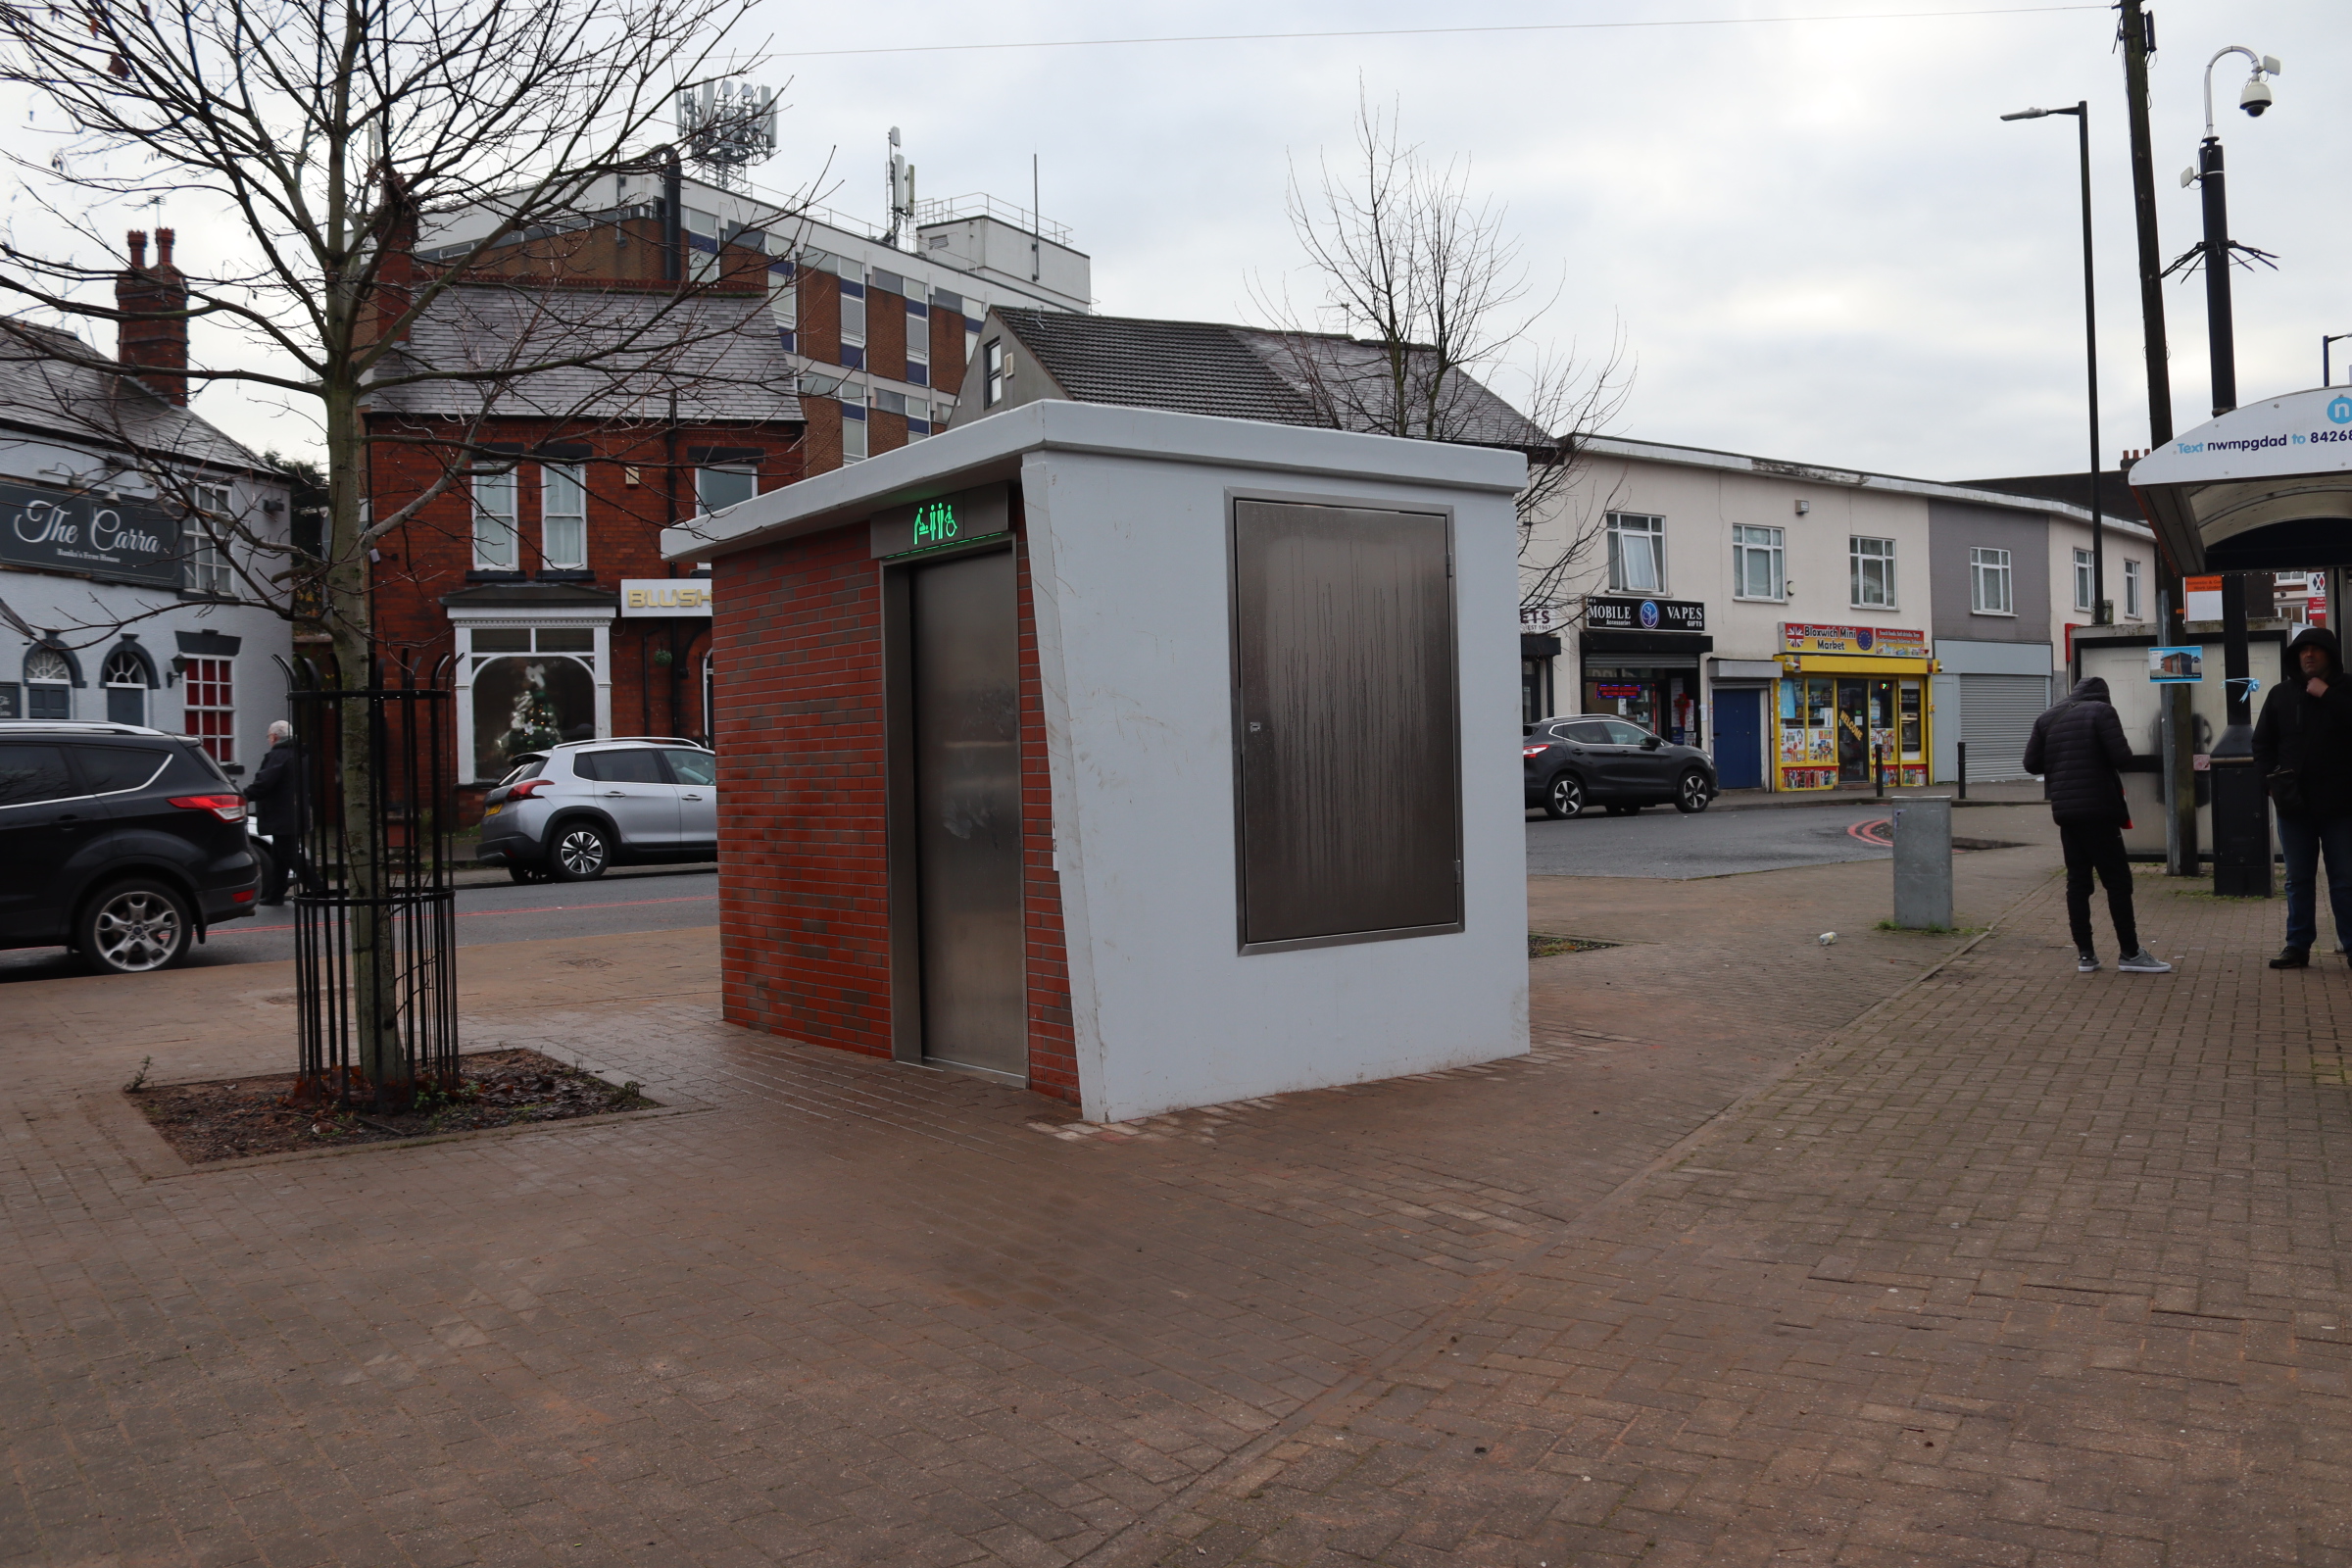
[8,802,2352,1566]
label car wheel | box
[1674,769,1712,814]
[1542,772,1586,819]
[79,880,194,975]
[249,840,276,900]
[550,823,612,881]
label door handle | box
[604,790,627,798]
[681,792,704,800]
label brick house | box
[372,160,1091,808]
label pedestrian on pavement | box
[246,718,317,906]
[2252,625,2352,968]
[2023,675,2173,974]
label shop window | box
[102,646,151,725]
[470,654,595,781]
[696,466,757,515]
[542,465,587,570]
[2073,548,2094,612]
[1605,513,1665,594]
[1732,524,1784,600]
[182,657,234,764]
[472,468,519,570]
[1899,682,1924,758]
[1849,536,1896,608]
[24,647,72,720]
[1970,546,2014,614]
[2125,558,2143,619]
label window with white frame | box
[904,302,929,385]
[1605,512,1665,594]
[1850,536,1896,608]
[983,339,1008,407]
[2073,548,2094,612]
[541,465,586,569]
[840,284,866,345]
[1970,546,2014,614]
[472,467,519,570]
[2125,558,2143,619]
[182,656,234,764]
[1732,524,1785,601]
[187,482,233,596]
[841,405,868,463]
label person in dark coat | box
[2251,624,2352,967]
[245,719,316,905]
[2023,675,2173,974]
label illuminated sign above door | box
[869,482,1010,559]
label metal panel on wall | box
[909,547,1026,1077]
[1231,499,1460,950]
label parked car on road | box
[0,720,260,973]
[1522,714,1718,819]
[476,737,718,882]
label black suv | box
[0,721,261,973]
[1522,714,1719,819]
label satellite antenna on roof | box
[884,127,916,249]
[674,77,777,191]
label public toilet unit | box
[662,400,1531,1123]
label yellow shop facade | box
[1773,622,1936,790]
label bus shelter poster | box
[2149,646,2203,683]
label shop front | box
[1580,598,1711,747]
[1775,622,1934,791]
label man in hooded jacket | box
[2252,624,2352,967]
[2023,675,2173,973]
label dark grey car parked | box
[1522,714,1718,819]
[0,720,260,972]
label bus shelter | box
[2131,386,2352,572]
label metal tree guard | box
[277,656,458,1110]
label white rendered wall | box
[1022,448,1530,1124]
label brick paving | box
[8,804,2345,1565]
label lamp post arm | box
[2202,45,2262,138]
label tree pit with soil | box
[128,1049,659,1164]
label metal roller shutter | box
[1958,673,2052,781]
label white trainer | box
[2118,949,2174,974]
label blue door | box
[1713,688,1764,790]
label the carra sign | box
[0,478,183,586]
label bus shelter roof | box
[2129,386,2352,573]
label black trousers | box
[2058,821,2137,956]
[260,833,318,904]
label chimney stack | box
[116,225,188,406]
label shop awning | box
[1778,655,1936,675]
[2128,387,2352,573]
[1580,627,1712,659]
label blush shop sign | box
[0,479,183,587]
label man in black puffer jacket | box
[2252,625,2352,967]
[2023,675,2172,974]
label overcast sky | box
[736,0,2345,483]
[13,0,2340,485]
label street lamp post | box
[2182,44,2280,899]
[2002,100,2108,623]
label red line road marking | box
[1848,817,1894,847]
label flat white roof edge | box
[663,400,1528,562]
[1580,434,2151,536]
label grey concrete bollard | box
[1892,796,1954,930]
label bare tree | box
[0,0,790,1094]
[1253,92,1630,625]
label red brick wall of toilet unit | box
[710,497,1078,1105]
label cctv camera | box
[2240,77,2274,117]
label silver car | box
[476,737,717,882]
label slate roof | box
[991,308,1551,451]
[0,318,271,472]
[366,284,801,424]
